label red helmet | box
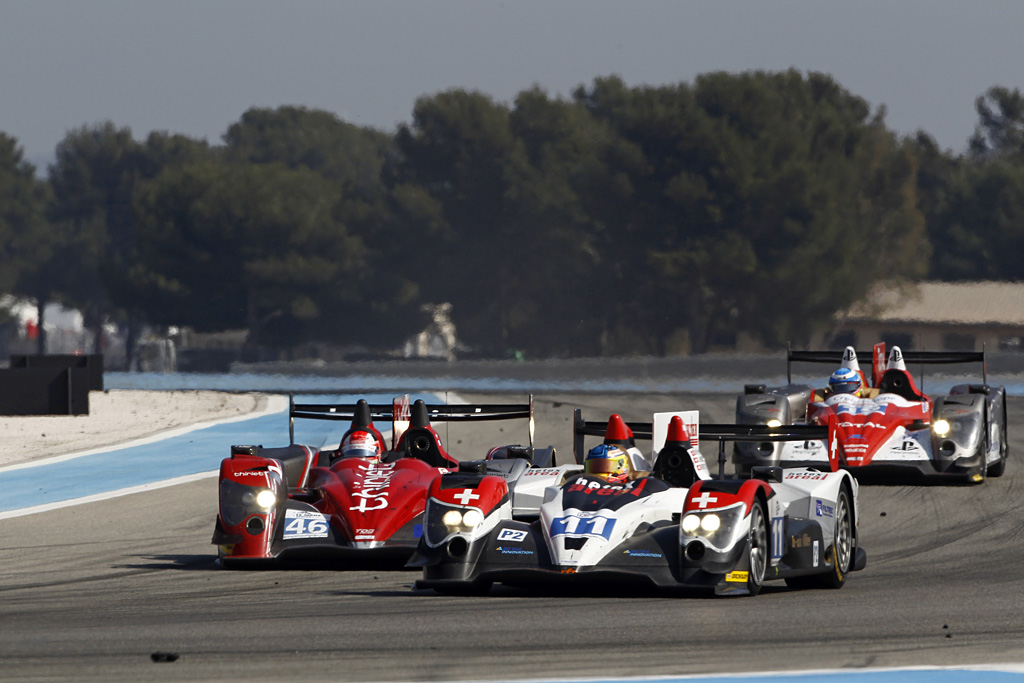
[340,431,383,460]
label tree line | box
[2,70,1023,363]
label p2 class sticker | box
[283,509,329,539]
[496,528,528,542]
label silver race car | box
[734,343,1008,484]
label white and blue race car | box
[411,409,867,596]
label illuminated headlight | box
[766,419,782,428]
[701,514,721,532]
[932,419,951,437]
[680,502,747,552]
[681,513,722,532]
[220,480,279,526]
[425,499,493,547]
[442,508,483,530]
[255,490,277,510]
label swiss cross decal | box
[453,489,480,505]
[691,491,718,509]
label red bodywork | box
[683,479,773,515]
[307,458,443,544]
[428,474,510,515]
[807,395,930,467]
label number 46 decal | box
[283,509,329,539]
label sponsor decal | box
[622,549,663,558]
[283,509,329,539]
[791,533,813,549]
[567,480,627,494]
[550,514,616,540]
[497,528,528,542]
[348,462,397,512]
[237,471,266,477]
[815,500,835,518]
[837,420,889,430]
[813,540,819,567]
[524,468,563,477]
[784,471,828,480]
[497,546,533,555]
[725,571,749,583]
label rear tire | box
[990,409,1008,477]
[786,487,852,590]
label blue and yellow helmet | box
[585,444,631,483]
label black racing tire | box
[786,486,853,590]
[990,406,1008,478]
[818,486,853,589]
[745,498,769,596]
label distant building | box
[816,281,1024,351]
[404,302,458,361]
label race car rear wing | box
[573,408,836,477]
[787,342,987,386]
[289,394,535,450]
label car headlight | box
[441,508,483,530]
[425,499,490,547]
[766,419,782,428]
[680,502,747,552]
[255,490,277,510]
[932,419,951,437]
[221,480,280,526]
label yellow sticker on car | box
[725,571,748,582]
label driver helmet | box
[828,367,862,396]
[340,431,383,460]
[585,444,631,483]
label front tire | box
[817,487,853,589]
[745,498,769,596]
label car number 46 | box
[283,510,330,539]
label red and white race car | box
[734,343,1008,484]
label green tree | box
[134,162,365,348]
[576,71,927,353]
[970,86,1024,159]
[395,89,536,355]
[0,133,52,349]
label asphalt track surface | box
[2,391,1024,681]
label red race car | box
[212,395,565,567]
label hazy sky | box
[4,1,1024,167]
